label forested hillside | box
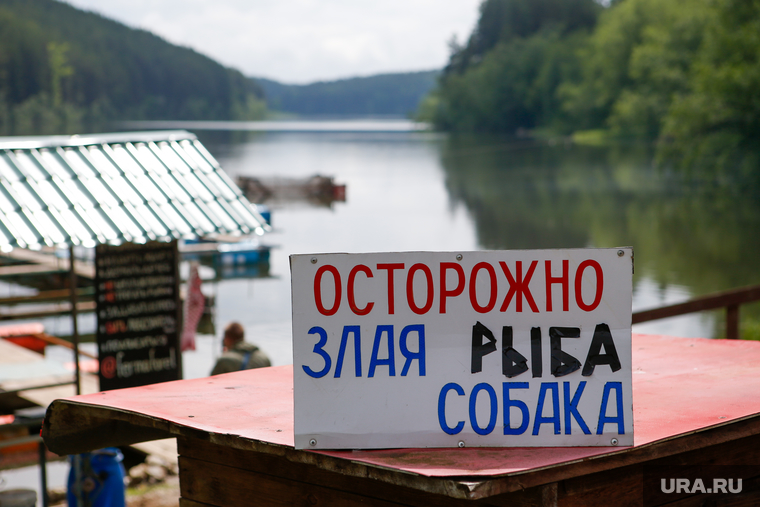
[428,0,600,134]
[0,0,266,134]
[428,0,760,178]
[258,70,439,117]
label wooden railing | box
[632,284,760,339]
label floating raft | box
[236,174,346,206]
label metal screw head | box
[456,254,463,261]
[610,438,618,446]
[617,250,624,257]
[311,257,318,264]
[458,441,465,448]
[309,439,317,446]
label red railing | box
[632,284,760,339]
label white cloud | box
[62,0,481,83]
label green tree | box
[659,0,760,180]
[433,0,600,134]
[435,29,588,133]
[0,0,268,133]
[445,0,600,75]
[559,0,709,137]
[47,41,73,108]
[258,70,439,117]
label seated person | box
[210,321,271,375]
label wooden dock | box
[0,334,177,469]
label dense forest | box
[258,71,439,117]
[0,0,439,135]
[0,0,266,134]
[426,0,760,179]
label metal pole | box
[73,454,84,507]
[38,441,49,507]
[69,244,81,395]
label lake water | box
[182,126,478,378]
[17,120,760,379]
[6,120,760,503]
[174,123,760,378]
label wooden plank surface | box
[0,338,75,393]
[0,248,95,279]
[0,337,99,400]
[175,432,760,506]
[180,454,421,507]
[176,438,509,507]
[0,338,178,463]
[42,334,760,502]
[0,301,95,320]
[180,500,216,507]
[0,334,46,364]
[0,287,94,305]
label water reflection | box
[12,127,759,379]
[185,128,478,375]
[183,128,760,375]
[440,135,760,288]
[438,134,760,337]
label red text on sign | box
[312,260,604,316]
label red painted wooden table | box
[42,334,760,506]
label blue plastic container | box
[66,448,126,507]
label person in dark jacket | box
[210,321,271,375]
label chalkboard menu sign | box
[95,240,182,391]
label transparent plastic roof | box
[0,130,270,250]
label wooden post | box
[726,304,740,340]
[69,244,81,395]
[173,239,183,379]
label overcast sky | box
[62,0,482,84]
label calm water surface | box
[8,121,760,501]
[174,127,760,379]
[183,129,478,377]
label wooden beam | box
[0,247,95,279]
[35,333,98,360]
[0,264,67,277]
[0,288,94,305]
[632,284,760,324]
[0,380,77,398]
[42,332,96,344]
[0,301,95,320]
